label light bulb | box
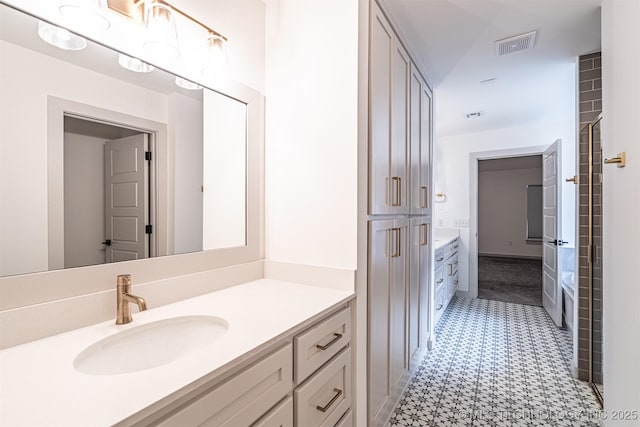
[175,77,202,91]
[118,54,155,73]
[38,21,87,51]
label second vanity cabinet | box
[434,238,459,325]
[124,305,353,427]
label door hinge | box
[145,225,152,234]
[145,151,152,161]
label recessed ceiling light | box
[175,77,202,90]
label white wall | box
[601,0,640,422]
[264,0,359,270]
[63,133,107,268]
[0,40,168,277]
[171,93,204,255]
[478,166,542,258]
[203,91,247,250]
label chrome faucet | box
[116,274,147,325]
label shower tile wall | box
[577,52,602,383]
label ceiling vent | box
[495,31,537,56]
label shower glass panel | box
[589,114,604,403]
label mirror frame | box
[0,2,264,311]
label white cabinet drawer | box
[294,306,351,384]
[253,396,293,427]
[334,409,352,427]
[434,249,446,270]
[294,347,351,427]
[157,344,292,427]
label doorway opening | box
[477,155,543,306]
[63,115,155,268]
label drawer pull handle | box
[316,388,343,413]
[437,278,444,284]
[453,260,458,265]
[436,256,444,262]
[453,244,459,249]
[436,304,443,311]
[454,280,459,285]
[316,333,342,351]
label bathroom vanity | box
[0,280,355,426]
[433,233,460,325]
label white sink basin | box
[74,315,228,375]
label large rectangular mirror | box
[0,3,251,277]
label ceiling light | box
[118,54,155,73]
[201,33,228,81]
[143,1,179,59]
[464,111,483,119]
[59,0,110,30]
[175,77,202,90]
[37,21,87,50]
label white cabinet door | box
[409,217,430,369]
[368,218,408,425]
[369,3,409,215]
[369,4,393,215]
[410,68,432,215]
[368,219,393,422]
[389,218,408,395]
[390,41,410,214]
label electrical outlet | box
[455,218,469,227]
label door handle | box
[547,239,568,246]
[101,239,112,246]
[420,186,428,208]
[316,388,343,413]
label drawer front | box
[335,409,352,427]
[434,249,445,269]
[434,267,445,293]
[295,348,351,427]
[294,307,351,384]
[435,285,445,315]
[253,396,293,427]
[157,344,292,427]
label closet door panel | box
[369,4,393,215]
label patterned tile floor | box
[390,297,602,426]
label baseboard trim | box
[478,252,543,260]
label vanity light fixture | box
[118,53,155,72]
[106,0,229,78]
[59,0,111,30]
[175,76,202,90]
[37,21,87,51]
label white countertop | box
[434,228,460,251]
[0,279,353,426]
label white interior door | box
[104,134,148,263]
[542,140,563,326]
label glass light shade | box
[37,21,87,51]
[201,34,229,81]
[175,77,202,91]
[143,2,179,59]
[59,0,110,30]
[118,54,155,73]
